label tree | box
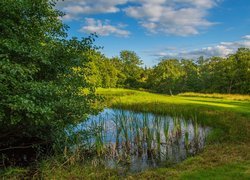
[144,49,250,94]
[180,59,199,92]
[119,50,143,87]
[83,52,119,88]
[147,59,184,94]
[230,48,250,94]
[199,56,227,93]
[0,0,99,157]
[110,57,127,87]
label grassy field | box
[179,92,250,101]
[98,88,250,117]
[2,88,250,179]
[97,88,250,179]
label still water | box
[74,108,210,172]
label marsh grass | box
[7,88,249,179]
[93,88,250,178]
[71,108,210,173]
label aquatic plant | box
[73,108,210,171]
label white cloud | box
[60,13,79,21]
[56,0,128,20]
[174,0,218,8]
[56,0,220,36]
[151,35,250,59]
[243,35,250,40]
[79,18,130,37]
[124,0,218,36]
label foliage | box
[145,48,250,94]
[81,45,250,95]
[0,0,99,157]
[90,48,250,95]
[117,50,144,88]
[83,52,119,88]
[147,59,184,94]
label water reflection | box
[75,109,210,172]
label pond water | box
[74,108,210,173]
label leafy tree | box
[101,59,119,88]
[0,0,99,154]
[83,52,119,88]
[147,59,184,94]
[110,57,127,87]
[230,48,250,94]
[119,50,143,87]
[198,56,227,93]
[197,50,249,94]
[82,52,103,87]
[180,59,199,92]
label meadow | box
[7,88,247,179]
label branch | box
[0,141,50,152]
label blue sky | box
[56,0,250,66]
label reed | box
[72,107,210,171]
[34,88,250,179]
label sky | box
[55,0,250,66]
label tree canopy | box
[0,0,99,153]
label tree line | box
[88,48,250,94]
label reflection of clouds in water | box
[75,108,210,172]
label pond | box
[74,108,210,173]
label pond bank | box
[2,89,250,179]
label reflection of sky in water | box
[75,108,210,173]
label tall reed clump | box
[71,107,210,171]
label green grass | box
[97,88,250,179]
[3,88,250,179]
[180,161,250,179]
[179,92,250,101]
[97,88,250,116]
[0,167,29,179]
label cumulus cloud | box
[79,18,130,37]
[56,0,127,20]
[243,35,250,40]
[151,35,250,59]
[124,0,218,36]
[56,0,220,36]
